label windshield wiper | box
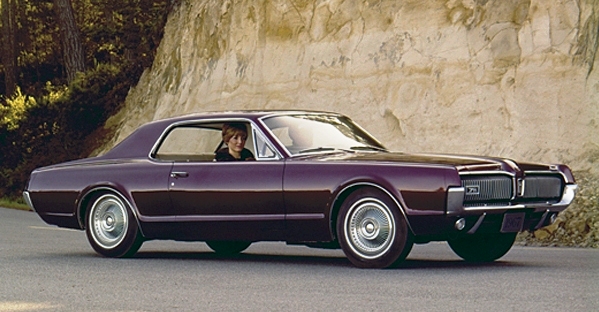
[350,145,387,152]
[298,146,385,154]
[297,147,360,154]
[297,147,338,154]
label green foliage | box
[0,197,30,210]
[0,64,127,196]
[0,87,37,130]
[5,0,172,93]
[14,0,62,92]
[0,0,173,198]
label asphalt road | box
[1,208,598,312]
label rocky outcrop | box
[103,0,598,245]
[107,0,597,173]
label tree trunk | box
[53,0,85,83]
[1,0,17,96]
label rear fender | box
[77,185,145,237]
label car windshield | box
[262,114,387,156]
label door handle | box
[170,171,189,178]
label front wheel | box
[448,232,517,262]
[85,193,143,258]
[337,188,413,269]
[206,241,252,255]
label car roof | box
[152,110,342,124]
[101,110,343,159]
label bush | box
[0,64,129,198]
[0,0,173,200]
[0,88,38,131]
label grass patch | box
[0,197,31,211]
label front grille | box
[523,175,563,200]
[461,175,513,205]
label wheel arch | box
[77,186,144,237]
[330,182,414,240]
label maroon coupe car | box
[23,111,577,268]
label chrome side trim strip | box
[137,213,324,223]
[45,212,76,217]
[286,213,326,220]
[139,214,287,223]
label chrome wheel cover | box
[344,198,395,259]
[89,195,128,250]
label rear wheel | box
[336,188,413,269]
[206,241,252,255]
[85,193,143,258]
[448,232,517,262]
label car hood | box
[292,151,539,173]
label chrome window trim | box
[257,112,386,157]
[252,128,281,161]
[258,112,331,157]
[148,117,282,162]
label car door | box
[158,121,286,240]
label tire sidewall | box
[85,192,142,258]
[336,187,412,268]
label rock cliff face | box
[103,0,599,247]
[108,0,597,175]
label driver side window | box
[154,125,223,162]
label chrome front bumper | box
[446,184,578,216]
